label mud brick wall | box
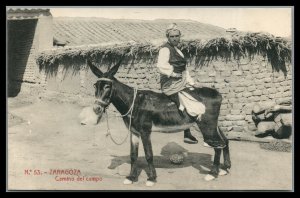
[45,55,292,134]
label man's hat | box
[166,23,181,35]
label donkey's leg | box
[196,117,226,181]
[124,132,140,185]
[196,113,227,149]
[141,132,157,187]
[209,126,231,176]
[205,148,222,181]
[223,145,231,171]
[219,143,231,176]
[219,127,231,174]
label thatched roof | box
[37,32,291,77]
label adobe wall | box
[44,55,292,134]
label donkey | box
[87,58,231,186]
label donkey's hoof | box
[123,179,133,185]
[145,180,155,187]
[218,169,228,176]
[204,174,216,181]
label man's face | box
[167,30,181,46]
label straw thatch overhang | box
[37,32,291,77]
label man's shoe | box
[184,136,198,144]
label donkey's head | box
[87,57,123,119]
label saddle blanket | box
[178,91,206,117]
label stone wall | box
[44,55,292,134]
[186,57,292,133]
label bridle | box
[94,77,138,145]
[94,78,115,110]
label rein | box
[105,88,138,145]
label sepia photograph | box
[7,6,293,191]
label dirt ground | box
[7,95,293,191]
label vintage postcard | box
[7,7,293,191]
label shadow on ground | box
[108,142,214,179]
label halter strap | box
[95,77,138,115]
[104,88,138,145]
[98,77,113,82]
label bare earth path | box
[7,98,293,191]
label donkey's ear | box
[107,55,125,77]
[87,59,103,78]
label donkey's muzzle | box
[93,103,104,115]
[94,99,110,108]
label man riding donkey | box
[81,23,231,185]
[157,23,210,146]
